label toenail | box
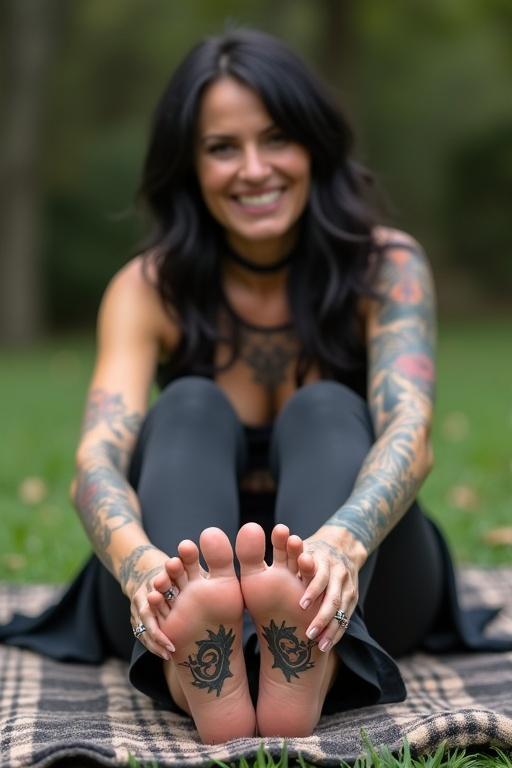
[300,598,311,610]
[319,638,332,652]
[306,626,318,640]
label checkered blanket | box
[1,569,512,768]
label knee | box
[275,381,372,436]
[152,376,231,420]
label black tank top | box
[156,294,368,473]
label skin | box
[70,74,436,740]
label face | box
[195,77,311,257]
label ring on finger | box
[163,587,176,602]
[334,609,350,629]
[133,622,147,639]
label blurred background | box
[1,0,511,581]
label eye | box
[206,142,237,157]
[265,131,288,148]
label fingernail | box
[161,652,170,661]
[166,644,175,654]
[319,638,332,653]
[300,598,310,610]
[306,626,318,640]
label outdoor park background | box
[1,0,511,583]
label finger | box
[316,586,357,652]
[271,524,290,567]
[299,562,329,613]
[147,590,171,620]
[153,566,173,594]
[297,552,317,606]
[138,604,176,657]
[317,606,352,653]
[286,534,303,575]
[305,578,344,641]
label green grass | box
[124,739,512,767]
[1,319,510,582]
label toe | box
[165,557,188,592]
[235,522,267,576]
[271,524,289,567]
[286,534,303,574]
[200,527,236,578]
[177,540,201,581]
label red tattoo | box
[395,353,434,382]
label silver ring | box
[163,588,176,601]
[334,609,349,629]
[133,622,146,639]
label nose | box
[238,144,271,183]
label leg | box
[243,381,443,727]
[96,377,254,736]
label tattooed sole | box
[159,528,256,743]
[236,523,339,738]
[179,624,235,697]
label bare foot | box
[149,527,256,743]
[236,522,338,737]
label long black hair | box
[138,27,380,384]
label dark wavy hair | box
[138,27,381,384]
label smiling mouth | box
[234,189,284,207]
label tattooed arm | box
[299,232,436,646]
[70,258,180,658]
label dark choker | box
[226,249,294,273]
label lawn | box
[1,319,510,582]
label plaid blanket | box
[1,568,512,768]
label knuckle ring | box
[334,609,350,629]
[133,622,147,639]
[163,588,176,601]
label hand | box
[129,560,177,660]
[297,532,362,652]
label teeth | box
[237,190,281,206]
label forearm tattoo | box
[262,619,315,682]
[73,389,143,575]
[82,388,142,439]
[180,625,234,696]
[329,243,436,553]
[118,544,162,594]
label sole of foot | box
[236,522,338,737]
[150,527,256,743]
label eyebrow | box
[199,124,278,145]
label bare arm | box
[324,234,436,554]
[298,233,436,647]
[70,258,179,657]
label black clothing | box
[1,378,510,717]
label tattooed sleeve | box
[326,240,436,554]
[72,388,145,578]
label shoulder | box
[99,253,180,356]
[369,226,432,293]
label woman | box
[2,27,507,745]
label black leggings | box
[97,377,443,706]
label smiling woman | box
[1,26,511,746]
[195,77,311,261]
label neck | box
[226,248,293,274]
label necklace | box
[226,248,294,273]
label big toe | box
[199,527,235,577]
[235,522,266,576]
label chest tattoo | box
[239,328,297,391]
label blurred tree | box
[0,0,62,344]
